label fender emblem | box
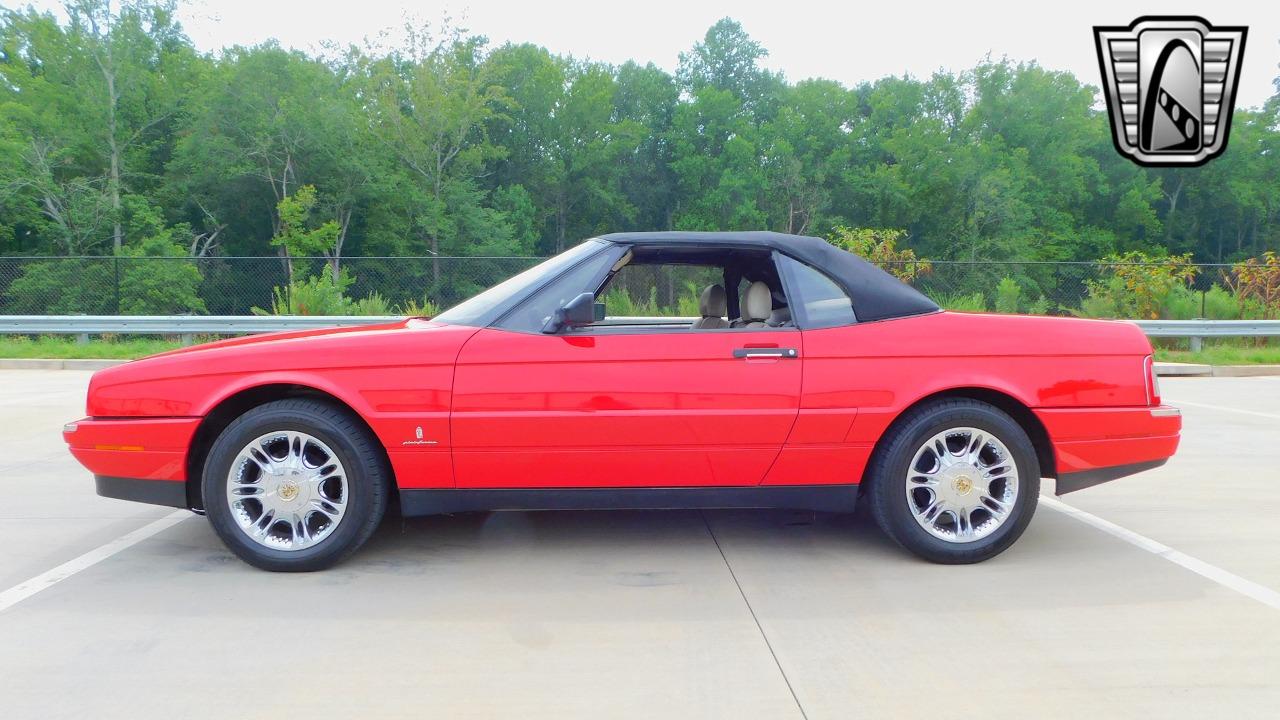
[402,425,438,446]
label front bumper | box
[1035,405,1181,494]
[94,475,190,508]
[64,417,201,506]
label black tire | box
[866,399,1040,564]
[202,399,389,572]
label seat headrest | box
[699,284,727,318]
[743,281,772,321]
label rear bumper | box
[1035,405,1181,494]
[1055,459,1168,495]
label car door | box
[450,250,802,489]
[760,253,869,487]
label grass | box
[0,336,186,359]
[1155,345,1280,366]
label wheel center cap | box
[939,464,981,503]
[278,481,300,501]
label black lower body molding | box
[95,475,190,509]
[1055,459,1168,495]
[399,485,860,517]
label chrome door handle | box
[733,347,799,359]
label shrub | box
[600,282,702,318]
[349,292,395,316]
[5,259,113,314]
[1203,286,1243,320]
[1160,285,1241,321]
[1228,251,1280,319]
[933,291,987,312]
[398,297,440,317]
[1160,285,1200,320]
[994,277,1021,314]
[828,227,931,281]
[1085,251,1197,319]
[117,236,207,315]
[675,281,702,317]
[602,286,658,316]
[254,271,352,316]
[1076,275,1128,318]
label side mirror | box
[542,292,598,333]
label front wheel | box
[866,399,1040,564]
[202,399,389,571]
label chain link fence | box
[0,255,1253,319]
[883,260,1242,317]
[0,256,544,316]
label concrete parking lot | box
[0,369,1278,719]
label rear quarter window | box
[777,254,856,328]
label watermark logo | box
[1094,16,1246,167]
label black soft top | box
[598,231,939,323]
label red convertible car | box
[64,232,1180,571]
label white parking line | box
[1041,496,1280,611]
[0,510,190,614]
[1174,400,1280,421]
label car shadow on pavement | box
[138,498,1217,615]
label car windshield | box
[432,239,606,327]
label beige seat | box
[739,281,772,328]
[691,284,729,329]
[766,306,792,327]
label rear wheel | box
[202,399,389,571]
[866,399,1040,564]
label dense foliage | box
[2,2,1279,316]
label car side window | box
[494,248,618,333]
[777,254,856,328]
[599,262,721,319]
[589,247,789,332]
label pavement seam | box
[700,511,809,720]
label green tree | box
[613,61,679,232]
[668,86,767,230]
[359,23,511,281]
[677,17,783,118]
[271,185,339,282]
[1,10,1280,321]
[0,2,197,253]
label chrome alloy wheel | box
[905,427,1019,543]
[226,431,347,551]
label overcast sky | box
[23,0,1280,108]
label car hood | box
[143,319,417,360]
[84,319,480,417]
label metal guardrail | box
[1130,320,1280,337]
[0,315,403,343]
[1131,319,1280,351]
[0,316,1277,349]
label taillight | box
[1144,355,1161,406]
